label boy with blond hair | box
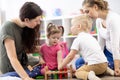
[58,15,108,80]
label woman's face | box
[25,16,42,28]
[82,5,99,19]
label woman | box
[76,0,120,76]
[0,2,43,80]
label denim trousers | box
[0,65,41,78]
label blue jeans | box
[0,65,42,78]
[75,57,85,69]
[104,47,114,69]
[75,47,114,70]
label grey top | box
[0,21,28,73]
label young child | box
[39,23,63,74]
[58,15,108,80]
[47,23,69,59]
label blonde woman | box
[82,0,120,76]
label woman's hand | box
[114,60,120,76]
[115,68,120,76]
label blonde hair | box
[71,14,93,32]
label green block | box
[35,75,44,79]
[54,74,58,79]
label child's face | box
[48,33,61,46]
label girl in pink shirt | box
[39,23,63,74]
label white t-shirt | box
[71,32,107,65]
[96,11,120,60]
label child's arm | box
[58,49,77,70]
[57,50,63,69]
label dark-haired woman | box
[0,2,43,80]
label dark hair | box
[82,0,109,10]
[22,25,40,53]
[20,2,43,53]
[47,23,60,37]
[20,2,42,21]
[58,26,64,36]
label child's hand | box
[41,66,49,75]
[58,65,63,70]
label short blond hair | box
[71,14,93,32]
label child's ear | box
[47,35,49,38]
[93,4,98,10]
[78,24,81,29]
[47,34,51,39]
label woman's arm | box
[58,49,77,70]
[109,19,120,76]
[4,38,34,80]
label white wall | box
[2,0,84,20]
[108,0,120,14]
[1,0,120,20]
